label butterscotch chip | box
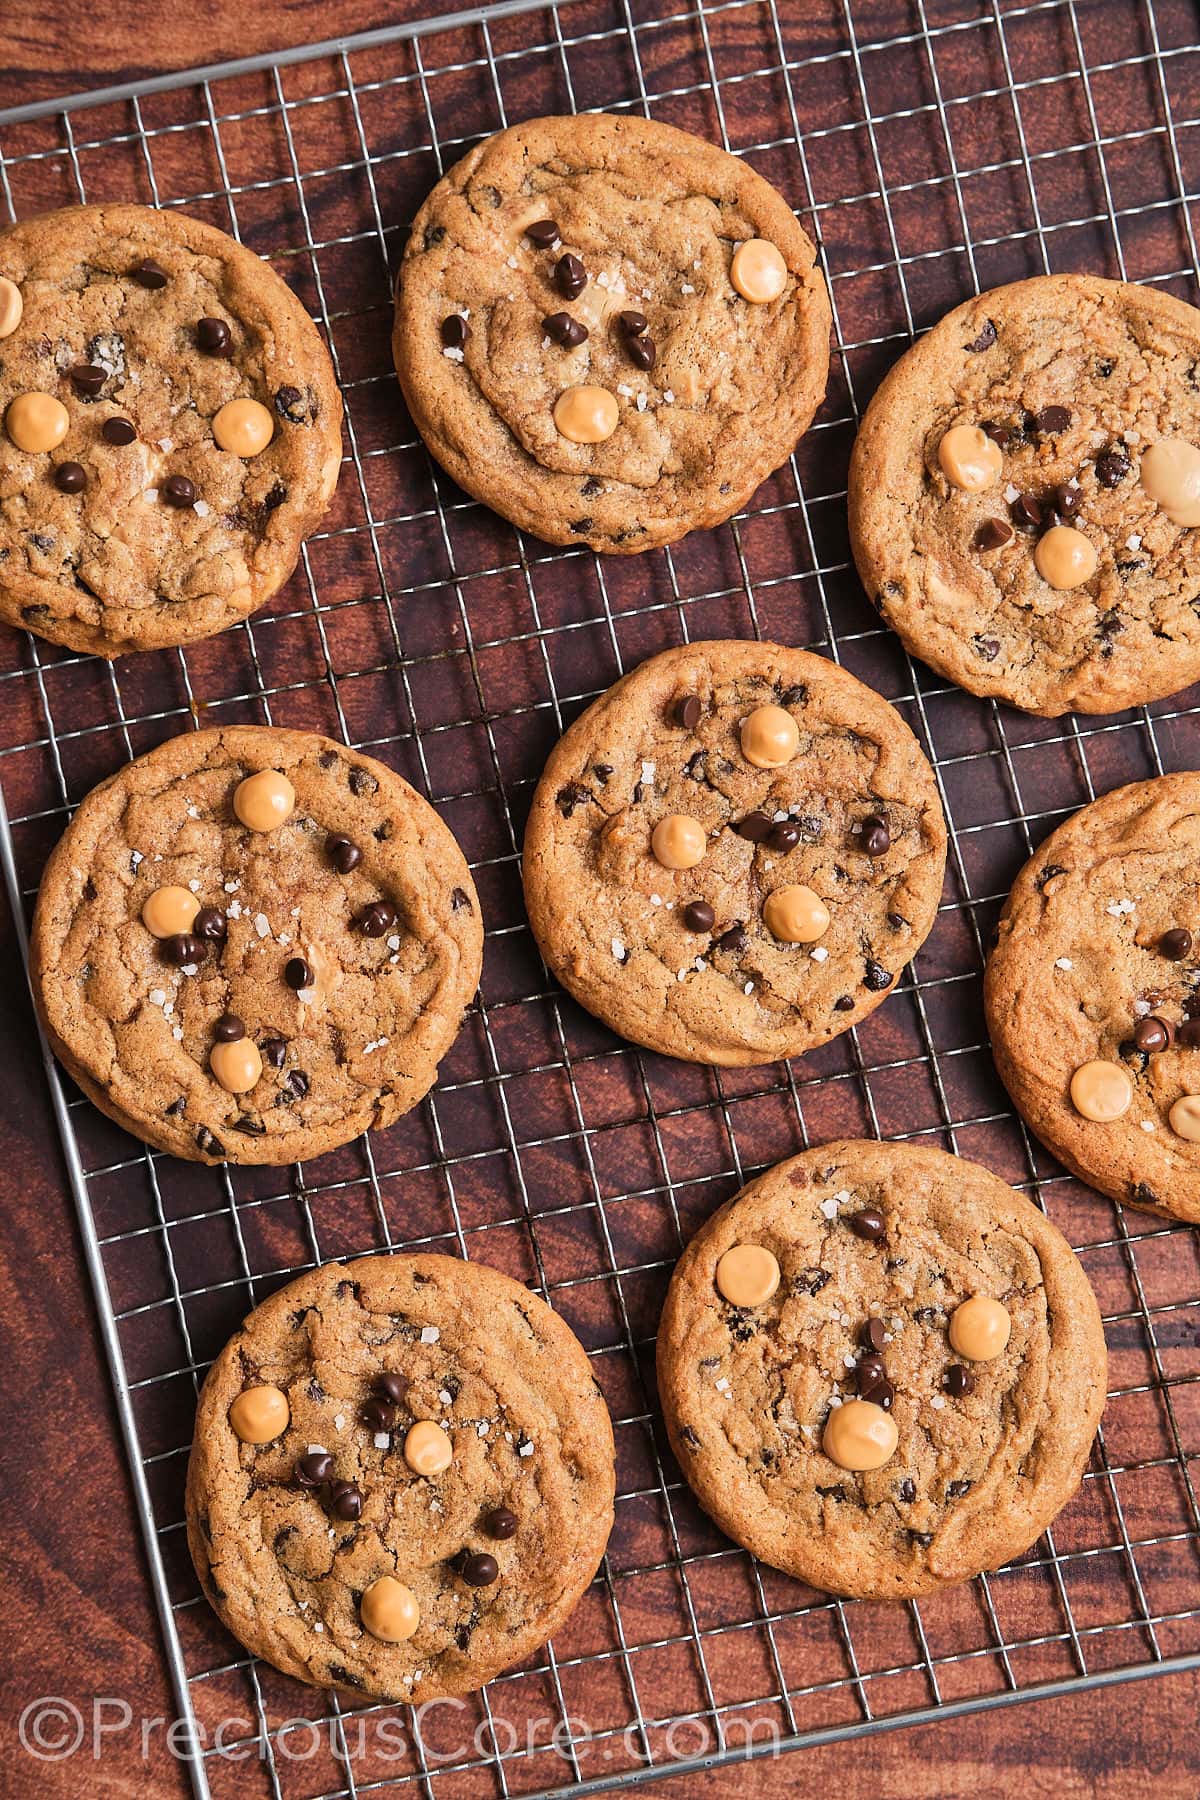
[393,113,830,554]
[715,1243,780,1307]
[948,1295,1012,1361]
[186,1252,615,1699]
[403,1419,453,1476]
[228,1384,289,1444]
[739,704,799,769]
[986,772,1200,1223]
[0,202,342,657]
[523,641,946,1066]
[1168,1094,1200,1141]
[657,1139,1106,1599]
[6,391,69,453]
[30,726,482,1165]
[936,424,1002,492]
[849,274,1200,715]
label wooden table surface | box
[0,2,1196,1795]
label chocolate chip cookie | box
[657,1140,1106,1599]
[0,203,342,656]
[393,113,831,554]
[986,773,1200,1224]
[522,641,947,1065]
[186,1252,615,1700]
[849,275,1200,716]
[30,726,482,1164]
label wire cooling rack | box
[2,0,1199,1794]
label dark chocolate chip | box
[483,1506,518,1538]
[296,1451,334,1487]
[682,900,715,932]
[625,335,656,370]
[1096,358,1115,377]
[863,1376,895,1411]
[1009,492,1043,533]
[131,257,168,288]
[214,1012,245,1041]
[362,1397,398,1432]
[327,1480,362,1521]
[767,821,800,853]
[1178,1019,1200,1047]
[947,1479,972,1499]
[1134,1015,1172,1054]
[451,886,472,910]
[943,1363,974,1397]
[1034,404,1071,435]
[1095,448,1130,488]
[857,1352,885,1389]
[834,994,854,1010]
[54,461,87,493]
[861,1317,886,1351]
[194,906,227,941]
[326,833,361,873]
[899,1477,916,1503]
[165,1096,186,1118]
[554,254,586,299]
[863,960,892,992]
[454,1550,499,1586]
[284,957,312,991]
[102,416,136,446]
[734,811,773,842]
[618,311,648,336]
[69,363,107,396]
[261,1037,288,1069]
[347,766,378,798]
[911,1531,934,1547]
[555,781,591,818]
[1160,927,1192,960]
[197,317,233,355]
[974,517,1012,552]
[440,314,469,348]
[196,1126,223,1157]
[357,900,397,937]
[284,1069,310,1099]
[1051,482,1081,519]
[967,319,996,352]
[716,923,747,952]
[670,693,701,730]
[525,219,560,248]
[161,932,204,966]
[376,1372,407,1404]
[982,421,1010,448]
[848,1207,886,1241]
[974,636,1001,661]
[543,311,588,348]
[861,815,890,857]
[274,385,306,421]
[163,474,196,507]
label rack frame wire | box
[1,0,1199,1795]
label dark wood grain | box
[0,2,1197,1797]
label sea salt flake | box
[1054,957,1073,970]
[439,1389,453,1406]
[149,988,166,1006]
[636,392,647,411]
[612,937,626,961]
[810,945,829,963]
[334,1414,345,1431]
[313,1622,324,1633]
[442,346,464,362]
[617,383,633,397]
[1126,533,1142,551]
[1003,482,1019,502]
[193,499,211,518]
[387,934,401,950]
[477,1421,489,1436]
[144,487,159,503]
[663,389,675,404]
[641,759,656,783]
[421,1325,440,1344]
[518,1440,534,1457]
[172,1025,183,1041]
[819,1197,839,1220]
[373,1431,390,1449]
[681,282,695,294]
[678,968,687,982]
[506,254,518,269]
[715,1377,731,1393]
[186,805,200,819]
[224,879,240,893]
[743,980,754,994]
[1140,1119,1156,1133]
[930,1393,946,1410]
[843,1354,857,1370]
[651,893,662,906]
[188,878,201,892]
[307,1443,327,1456]
[131,851,143,866]
[254,912,271,938]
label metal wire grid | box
[0,0,1199,1793]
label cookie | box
[848,274,1200,716]
[656,1140,1106,1599]
[522,641,947,1065]
[0,203,342,657]
[30,726,482,1164]
[393,113,830,554]
[186,1252,615,1700]
[986,773,1200,1224]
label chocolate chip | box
[163,474,196,507]
[863,960,892,992]
[1009,492,1043,533]
[161,932,204,966]
[1034,405,1071,435]
[1161,928,1192,960]
[197,317,232,355]
[625,335,656,370]
[362,1397,398,1432]
[194,906,227,941]
[947,1479,972,1499]
[440,314,469,348]
[1134,1015,1172,1054]
[834,994,854,1010]
[376,1372,407,1403]
[618,311,648,337]
[967,319,996,352]
[555,781,591,818]
[296,1451,334,1487]
[974,636,1001,661]
[214,1012,245,1041]
[542,311,588,348]
[325,832,361,873]
[1050,482,1081,520]
[974,517,1012,552]
[860,1317,886,1351]
[196,1126,223,1157]
[284,957,312,991]
[54,462,87,493]
[1179,1019,1200,1047]
[327,1480,362,1521]
[670,694,701,730]
[944,1364,974,1397]
[102,417,136,446]
[848,1207,886,1241]
[982,421,1010,448]
[453,1551,499,1586]
[165,1097,186,1118]
[899,1477,916,1503]
[863,1376,895,1410]
[284,1069,310,1099]
[716,923,747,952]
[861,815,890,857]
[526,219,560,248]
[347,766,378,798]
[734,811,773,842]
[69,363,107,396]
[1095,448,1130,488]
[131,257,168,288]
[274,385,306,421]
[451,886,472,910]
[682,900,715,933]
[857,1352,885,1389]
[554,254,586,300]
[357,900,397,937]
[1096,358,1115,377]
[483,1506,518,1538]
[767,822,800,853]
[261,1037,288,1069]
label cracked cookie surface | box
[393,113,831,554]
[986,773,1200,1224]
[849,274,1200,716]
[0,204,342,656]
[31,725,482,1164]
[186,1253,615,1700]
[656,1140,1106,1599]
[522,641,947,1065]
